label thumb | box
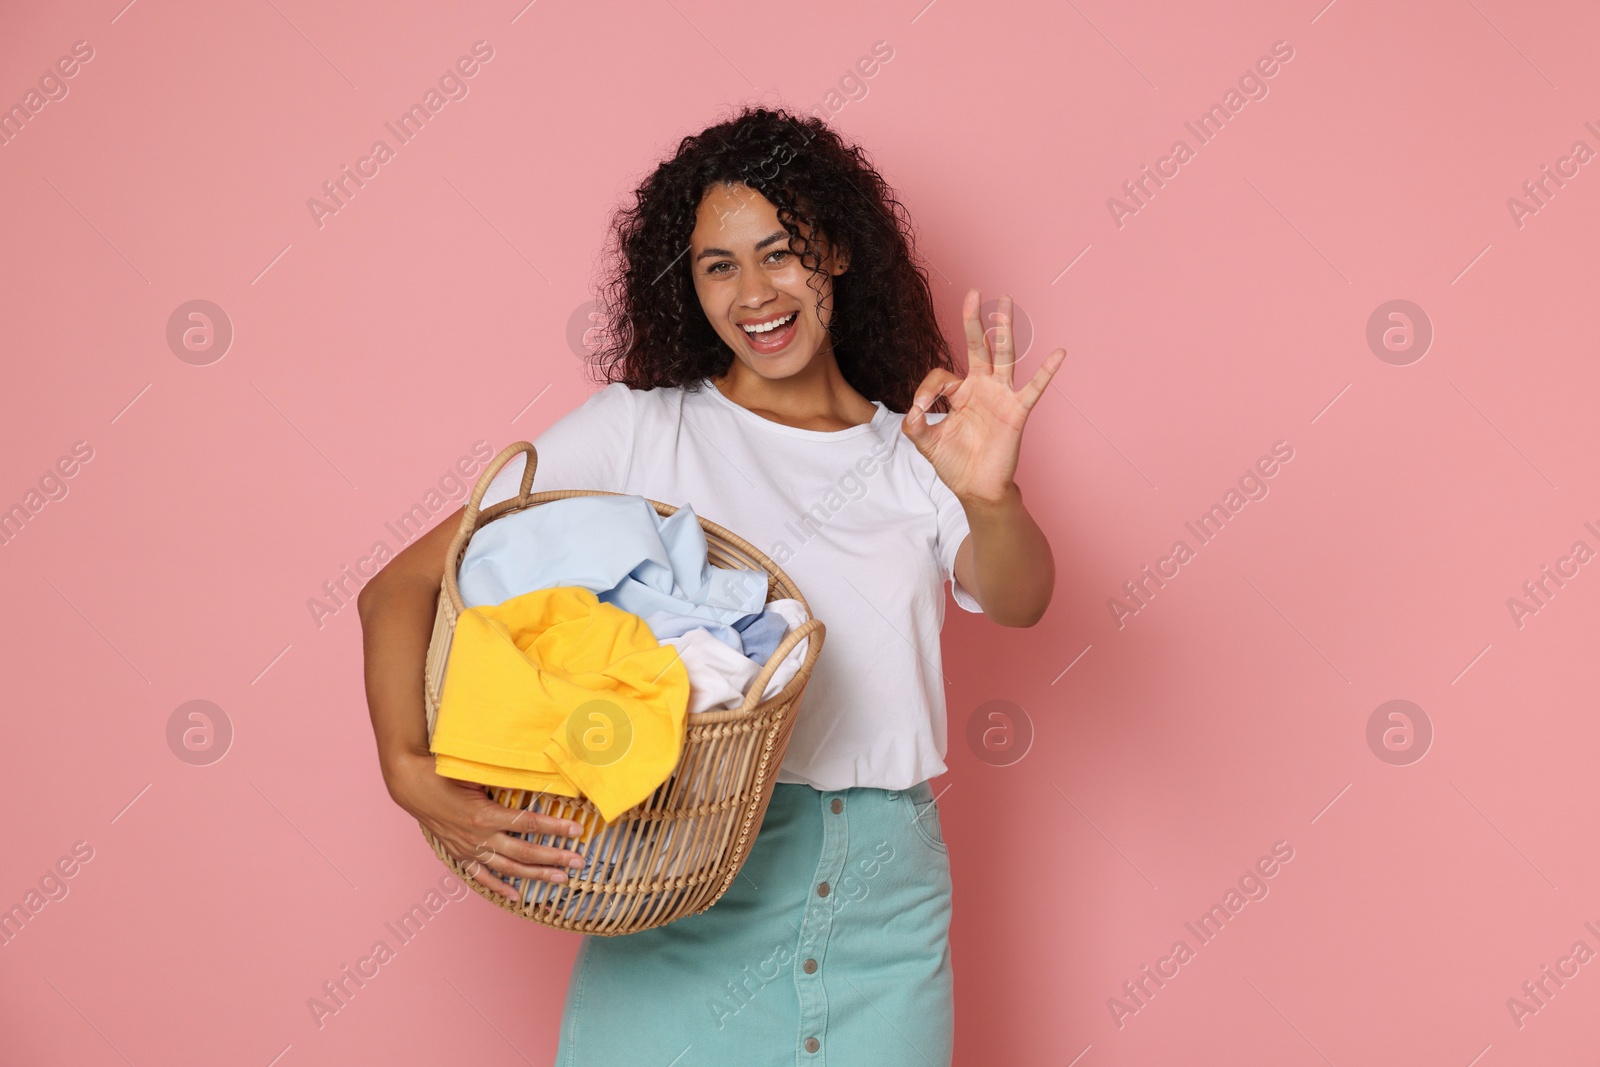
[901,402,931,447]
[904,368,959,445]
[900,399,945,459]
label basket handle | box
[441,441,538,613]
[719,616,825,719]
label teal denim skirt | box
[556,780,954,1066]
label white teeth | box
[741,312,795,335]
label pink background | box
[3,0,1598,1063]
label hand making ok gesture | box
[900,288,1066,506]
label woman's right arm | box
[356,507,588,899]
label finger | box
[479,795,591,869]
[462,840,578,893]
[477,807,590,868]
[903,368,961,442]
[480,848,581,888]
[460,852,524,901]
[459,831,577,879]
[493,831,589,872]
[483,790,587,839]
[986,294,1016,387]
[960,288,993,376]
[909,368,961,417]
[504,805,588,841]
[1016,348,1067,413]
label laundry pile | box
[431,495,810,825]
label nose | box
[736,265,778,307]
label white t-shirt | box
[476,377,981,791]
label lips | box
[740,310,799,354]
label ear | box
[811,228,848,276]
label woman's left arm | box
[902,288,1066,628]
[950,486,1052,627]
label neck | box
[711,350,876,429]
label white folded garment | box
[755,599,810,703]
[660,628,760,714]
[662,598,811,714]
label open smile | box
[738,311,799,354]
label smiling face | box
[689,182,849,383]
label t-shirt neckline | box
[698,377,888,440]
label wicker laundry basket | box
[420,441,825,936]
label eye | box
[767,249,790,263]
[705,261,731,275]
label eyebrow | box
[694,230,791,262]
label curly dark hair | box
[583,105,957,415]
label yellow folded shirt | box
[431,586,691,822]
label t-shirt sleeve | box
[921,415,983,614]
[478,382,636,508]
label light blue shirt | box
[456,494,771,627]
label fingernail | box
[568,856,584,868]
[552,871,566,883]
[569,823,584,836]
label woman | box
[358,105,1061,1065]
